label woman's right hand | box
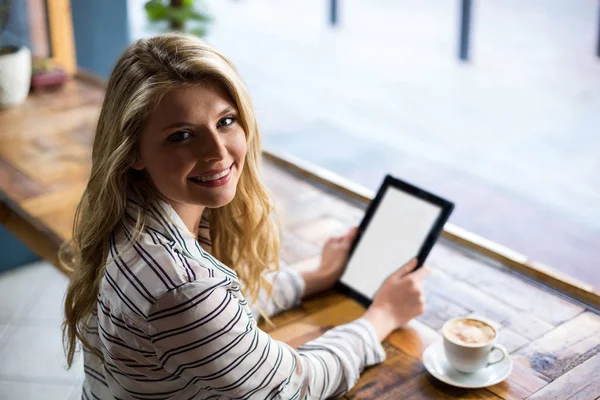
[362,258,429,341]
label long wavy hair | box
[61,33,280,368]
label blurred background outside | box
[134,0,600,288]
[4,0,600,288]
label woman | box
[61,33,428,399]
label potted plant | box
[144,0,211,37]
[31,57,68,90]
[0,0,32,107]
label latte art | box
[444,318,496,346]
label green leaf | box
[145,0,168,22]
[189,26,207,37]
[144,0,211,33]
[163,6,188,27]
[165,6,210,25]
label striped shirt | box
[80,199,386,399]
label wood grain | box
[268,297,367,349]
[352,372,503,400]
[294,216,350,245]
[0,157,45,202]
[346,343,426,399]
[486,356,549,400]
[20,183,86,240]
[494,327,529,354]
[259,290,347,334]
[260,160,322,204]
[527,352,600,400]
[442,224,600,311]
[424,268,554,341]
[385,319,441,361]
[279,232,321,265]
[278,297,365,329]
[280,197,338,229]
[262,163,365,230]
[419,291,471,330]
[516,311,600,380]
[429,244,584,325]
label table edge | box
[262,148,600,312]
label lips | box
[189,163,233,183]
[189,164,233,187]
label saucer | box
[422,341,513,389]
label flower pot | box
[0,46,32,107]
[31,68,68,90]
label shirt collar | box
[124,198,239,282]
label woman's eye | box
[167,130,191,143]
[217,116,236,128]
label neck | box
[167,201,205,238]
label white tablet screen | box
[340,187,443,299]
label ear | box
[132,157,145,171]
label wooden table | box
[1,78,600,399]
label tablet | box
[336,175,454,307]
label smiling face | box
[133,82,247,216]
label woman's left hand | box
[300,226,359,298]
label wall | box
[71,0,131,78]
[1,0,30,47]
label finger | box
[346,226,358,238]
[325,237,338,246]
[394,258,419,277]
[411,266,430,282]
[342,227,359,244]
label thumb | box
[411,265,430,282]
[343,226,359,243]
[394,258,419,277]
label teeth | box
[196,168,230,182]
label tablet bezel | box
[334,174,454,307]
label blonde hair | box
[61,33,280,368]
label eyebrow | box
[160,107,237,131]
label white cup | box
[441,317,508,374]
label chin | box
[196,187,237,209]
[184,169,241,208]
[204,197,235,209]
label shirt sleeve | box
[148,277,386,399]
[246,266,306,321]
[197,216,303,321]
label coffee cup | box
[441,317,508,374]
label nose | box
[199,128,227,163]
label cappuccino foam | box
[444,318,495,346]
